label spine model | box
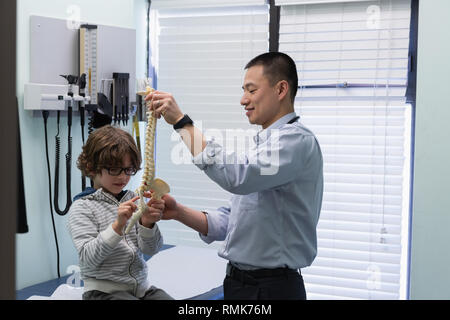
[125,87,170,234]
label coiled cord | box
[80,106,86,191]
[88,113,94,135]
[53,110,72,216]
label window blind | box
[150,4,269,248]
[151,0,267,9]
[277,0,375,5]
[278,0,412,299]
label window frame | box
[146,0,420,300]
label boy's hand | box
[113,196,140,235]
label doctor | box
[146,52,323,300]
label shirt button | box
[207,149,216,158]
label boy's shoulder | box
[72,188,137,204]
[73,187,97,202]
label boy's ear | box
[86,164,97,178]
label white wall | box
[409,0,450,299]
[134,0,149,80]
[15,0,147,290]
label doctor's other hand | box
[145,90,184,125]
[140,197,165,228]
[160,194,181,221]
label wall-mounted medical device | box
[24,83,91,111]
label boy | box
[67,125,172,300]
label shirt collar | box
[253,112,298,145]
[85,188,132,205]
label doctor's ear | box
[276,80,290,101]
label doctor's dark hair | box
[77,125,141,178]
[245,52,298,104]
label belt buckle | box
[226,263,231,276]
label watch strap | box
[173,114,194,130]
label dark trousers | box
[82,286,173,300]
[223,264,306,300]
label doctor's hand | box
[145,90,184,125]
[160,194,181,221]
[140,196,165,229]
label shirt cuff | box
[137,221,158,239]
[199,210,226,244]
[100,224,123,248]
[192,138,222,170]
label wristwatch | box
[173,114,194,130]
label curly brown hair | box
[77,125,141,178]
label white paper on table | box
[146,245,227,300]
[27,285,83,300]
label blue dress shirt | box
[193,112,324,270]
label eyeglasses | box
[103,167,138,176]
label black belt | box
[226,263,300,283]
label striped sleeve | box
[137,222,163,257]
[67,201,122,268]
